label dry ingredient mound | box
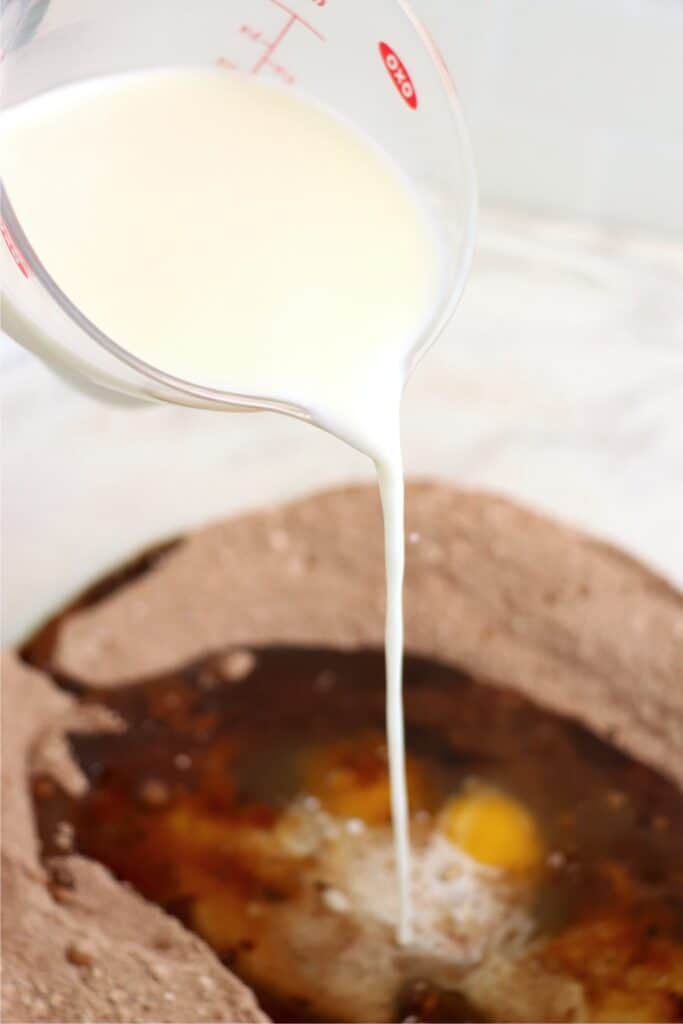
[3,483,682,1024]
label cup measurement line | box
[266,0,325,41]
[251,12,297,74]
[248,1,325,78]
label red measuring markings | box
[0,219,30,278]
[242,0,324,82]
[379,43,418,110]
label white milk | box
[1,68,445,944]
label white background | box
[417,0,683,233]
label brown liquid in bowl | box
[30,646,683,1022]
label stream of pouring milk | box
[1,68,445,944]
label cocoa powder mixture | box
[2,484,682,1023]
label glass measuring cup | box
[0,0,477,415]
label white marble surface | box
[2,207,683,644]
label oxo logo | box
[378,42,418,110]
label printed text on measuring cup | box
[379,43,418,110]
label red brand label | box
[378,42,417,109]
[0,219,30,278]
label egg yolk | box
[302,735,431,825]
[442,787,543,872]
